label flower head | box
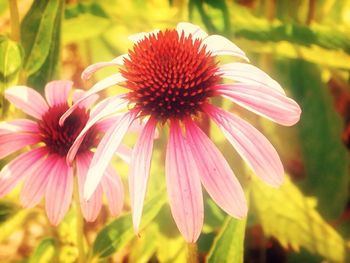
[64,22,301,242]
[0,81,125,225]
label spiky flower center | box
[121,29,221,121]
[38,104,97,156]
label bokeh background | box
[0,0,350,262]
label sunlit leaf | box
[29,238,56,263]
[207,216,246,263]
[92,190,166,258]
[0,210,30,242]
[251,175,346,262]
[156,233,187,263]
[21,0,63,90]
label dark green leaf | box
[21,0,63,90]
[92,190,166,259]
[276,59,349,219]
[207,217,246,263]
[29,238,56,263]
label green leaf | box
[0,36,22,117]
[276,59,349,219]
[21,0,63,90]
[29,238,56,263]
[251,175,346,262]
[206,217,246,263]
[92,190,166,259]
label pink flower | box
[0,80,125,225]
[63,22,301,242]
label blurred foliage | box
[0,0,350,262]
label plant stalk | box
[8,0,20,42]
[74,175,86,263]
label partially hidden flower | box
[0,80,126,225]
[62,22,301,242]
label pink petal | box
[66,96,127,164]
[202,35,249,61]
[205,105,284,187]
[215,83,301,126]
[0,147,47,197]
[128,31,160,42]
[72,89,99,109]
[84,111,136,200]
[20,154,57,208]
[94,115,123,132]
[44,80,73,107]
[176,22,208,39]
[165,120,203,243]
[0,119,39,135]
[129,117,157,232]
[5,86,48,119]
[81,54,128,80]
[185,119,247,218]
[0,133,41,159]
[218,62,285,94]
[59,74,126,126]
[101,164,124,216]
[116,144,132,164]
[76,152,102,222]
[45,157,73,225]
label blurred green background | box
[0,0,350,262]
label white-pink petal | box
[206,105,284,187]
[176,22,208,39]
[0,147,47,197]
[128,30,160,43]
[66,95,127,164]
[185,119,247,218]
[20,154,56,208]
[215,83,301,126]
[5,86,49,119]
[59,73,126,126]
[45,157,73,225]
[218,62,285,94]
[102,164,124,216]
[0,119,39,135]
[81,54,128,80]
[129,117,157,232]
[72,89,99,109]
[165,120,203,243]
[0,133,41,159]
[84,111,136,200]
[202,35,249,61]
[115,144,132,164]
[44,80,73,107]
[76,152,102,222]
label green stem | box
[8,0,20,42]
[187,242,199,263]
[74,175,86,263]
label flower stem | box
[8,0,20,42]
[187,242,199,263]
[73,175,86,263]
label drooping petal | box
[0,119,39,135]
[176,22,208,39]
[81,54,128,80]
[66,95,128,164]
[45,157,73,225]
[129,117,157,232]
[0,133,41,159]
[44,80,73,107]
[185,119,247,218]
[0,147,47,197]
[76,152,102,222]
[128,30,160,43]
[218,62,285,94]
[165,120,203,243]
[102,164,124,216]
[5,86,49,119]
[116,144,132,164]
[72,89,99,109]
[20,154,56,208]
[215,83,301,126]
[84,111,136,200]
[59,74,126,126]
[202,35,249,61]
[205,105,284,187]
